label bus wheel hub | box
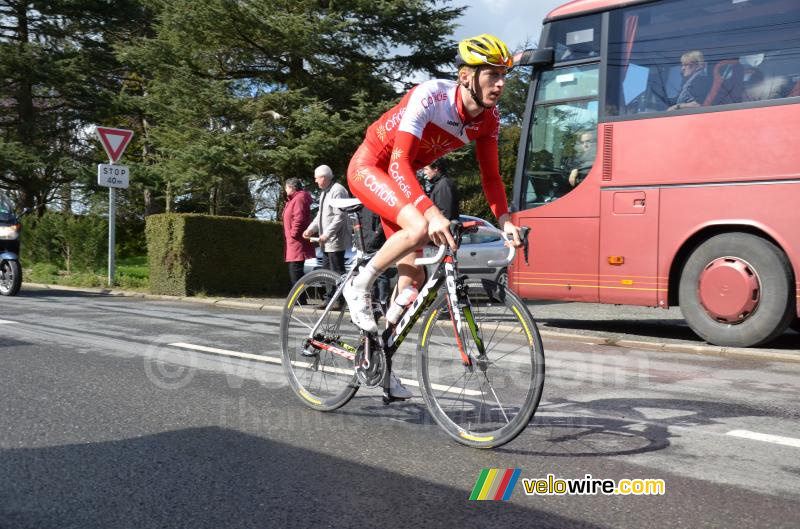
[697,257,760,324]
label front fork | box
[444,263,487,370]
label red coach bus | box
[510,0,800,347]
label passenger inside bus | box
[568,130,597,187]
[667,50,711,111]
[742,52,795,102]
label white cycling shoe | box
[342,279,378,333]
[388,371,413,400]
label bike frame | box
[305,242,485,369]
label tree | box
[118,0,461,218]
[0,0,152,213]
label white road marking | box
[726,429,800,449]
[169,342,282,365]
[168,342,482,396]
[0,319,15,324]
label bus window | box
[547,14,601,63]
[522,64,598,209]
[606,0,800,117]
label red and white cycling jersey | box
[347,79,509,233]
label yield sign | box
[95,126,134,163]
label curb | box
[22,282,800,363]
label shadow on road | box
[0,427,606,529]
[13,288,110,299]
[338,396,670,458]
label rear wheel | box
[416,280,544,448]
[678,233,794,347]
[280,269,359,411]
[0,260,21,296]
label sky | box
[450,0,568,51]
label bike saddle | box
[328,197,363,213]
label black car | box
[0,190,25,296]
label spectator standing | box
[303,164,352,275]
[422,159,459,221]
[282,178,315,292]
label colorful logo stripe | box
[469,469,521,500]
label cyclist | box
[343,34,523,398]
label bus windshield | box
[521,64,599,209]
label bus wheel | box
[679,233,794,348]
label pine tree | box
[118,0,460,218]
[0,0,151,213]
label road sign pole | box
[94,126,133,288]
[108,177,116,287]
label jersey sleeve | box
[398,85,435,139]
[475,133,510,221]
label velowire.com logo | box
[469,469,521,501]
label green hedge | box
[145,214,289,297]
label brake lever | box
[520,226,531,265]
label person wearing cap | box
[303,164,352,276]
[422,158,459,221]
[340,34,524,400]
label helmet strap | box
[466,66,493,110]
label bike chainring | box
[354,339,387,388]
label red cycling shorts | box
[347,144,433,237]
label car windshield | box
[0,191,13,218]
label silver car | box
[303,246,357,275]
[422,214,509,285]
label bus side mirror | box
[513,48,554,68]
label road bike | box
[279,199,544,448]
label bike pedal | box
[382,392,409,405]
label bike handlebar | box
[414,226,531,268]
[487,236,517,268]
[488,226,532,267]
[414,244,446,265]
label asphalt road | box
[1,288,799,528]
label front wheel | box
[678,233,794,347]
[280,268,360,411]
[0,260,21,296]
[416,280,544,448]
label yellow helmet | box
[457,34,513,68]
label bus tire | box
[678,233,794,348]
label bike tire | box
[416,279,544,448]
[280,268,359,411]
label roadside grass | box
[26,255,149,291]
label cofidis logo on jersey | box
[469,469,521,501]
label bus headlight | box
[0,224,20,240]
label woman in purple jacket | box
[283,178,315,291]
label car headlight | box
[0,224,20,240]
